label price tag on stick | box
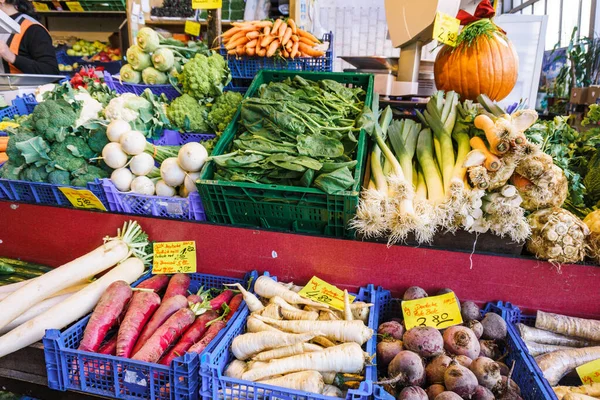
[298,276,355,311]
[59,187,107,211]
[152,241,197,274]
[185,20,201,37]
[402,291,463,330]
[32,2,50,11]
[191,0,221,10]
[433,11,460,47]
[577,359,600,384]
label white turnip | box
[107,120,131,142]
[454,355,473,368]
[177,142,208,172]
[111,168,134,192]
[465,320,483,339]
[434,392,462,400]
[426,355,452,384]
[469,357,502,391]
[479,340,501,360]
[183,172,201,193]
[403,286,428,300]
[129,153,155,176]
[120,130,147,156]
[378,321,404,340]
[160,157,186,187]
[426,384,446,400]
[444,363,478,397]
[378,350,425,387]
[130,176,155,195]
[377,338,403,368]
[461,301,481,322]
[404,326,444,358]
[155,180,176,197]
[443,326,480,359]
[481,313,507,340]
[399,386,428,400]
[472,385,495,400]
[102,142,128,169]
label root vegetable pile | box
[222,275,374,397]
[376,286,522,399]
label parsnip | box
[254,276,327,308]
[224,359,247,379]
[270,296,318,320]
[259,303,283,320]
[257,371,324,394]
[536,311,600,342]
[247,316,280,333]
[525,340,573,356]
[252,342,323,361]
[232,331,321,360]
[517,323,596,347]
[554,383,600,399]
[313,336,336,348]
[322,384,343,397]
[225,282,263,312]
[536,346,600,385]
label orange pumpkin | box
[434,30,519,101]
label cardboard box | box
[571,87,589,104]
[587,86,600,104]
[384,0,460,48]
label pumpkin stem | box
[455,18,499,50]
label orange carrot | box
[272,19,283,33]
[226,36,249,50]
[469,137,501,172]
[297,42,324,57]
[222,27,241,39]
[282,49,290,58]
[227,49,237,55]
[291,34,299,42]
[290,41,299,58]
[253,20,273,28]
[281,27,293,46]
[297,29,319,43]
[0,153,7,163]
[246,31,260,40]
[511,173,534,190]
[267,39,280,57]
[263,26,271,36]
[246,39,258,48]
[257,48,267,57]
[285,41,293,51]
[299,36,317,46]
[246,47,256,56]
[261,34,276,48]
[278,22,288,39]
[235,46,245,55]
[288,18,297,34]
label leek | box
[451,102,476,183]
[388,119,420,186]
[416,128,445,204]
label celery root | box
[536,346,600,386]
[536,311,600,342]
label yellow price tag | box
[65,1,84,11]
[32,2,50,11]
[152,241,197,274]
[298,276,355,311]
[184,20,201,37]
[402,291,463,330]
[0,121,19,130]
[577,359,600,385]
[191,0,221,10]
[433,11,460,47]
[59,187,107,211]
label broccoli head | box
[48,169,71,185]
[6,131,34,166]
[48,137,93,172]
[19,165,49,182]
[167,94,210,132]
[179,53,231,101]
[207,91,242,134]
[0,162,25,180]
[31,99,78,143]
[86,128,109,154]
[70,164,109,187]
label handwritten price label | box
[433,11,460,47]
[191,0,221,9]
[184,20,201,37]
[65,1,84,11]
[59,188,106,211]
[32,2,50,11]
[402,291,462,330]
[577,359,600,384]
[298,276,355,311]
[152,241,196,274]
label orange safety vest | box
[7,14,50,74]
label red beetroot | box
[188,320,226,354]
[378,350,425,387]
[98,335,117,355]
[426,355,452,384]
[225,294,243,322]
[444,363,478,397]
[403,286,428,300]
[160,310,218,366]
[116,291,161,358]
[398,386,428,400]
[377,338,403,368]
[132,308,195,363]
[378,321,405,340]
[434,392,462,400]
[131,294,188,355]
[443,326,480,359]
[136,275,170,292]
[472,385,495,400]
[163,274,191,300]
[454,355,473,368]
[79,281,132,352]
[403,327,444,358]
[469,357,502,392]
[426,384,445,400]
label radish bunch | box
[376,287,521,400]
[104,120,208,197]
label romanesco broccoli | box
[167,94,210,132]
[70,164,109,186]
[179,53,231,101]
[31,99,78,143]
[48,170,71,185]
[207,91,242,134]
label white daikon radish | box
[102,142,128,169]
[0,281,88,302]
[0,221,149,331]
[155,180,176,197]
[177,142,208,172]
[129,153,155,176]
[184,172,201,193]
[107,120,131,142]
[111,168,134,192]
[120,130,147,156]
[0,257,145,358]
[131,176,155,195]
[0,293,73,335]
[160,157,186,187]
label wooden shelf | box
[38,10,126,15]
[144,17,236,26]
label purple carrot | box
[116,291,161,358]
[159,310,218,366]
[187,320,227,354]
[163,274,191,301]
[225,294,243,322]
[136,275,170,292]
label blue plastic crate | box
[220,33,333,80]
[0,170,109,210]
[491,302,559,400]
[100,178,205,221]
[200,283,377,400]
[13,93,38,114]
[43,270,259,400]
[150,129,216,146]
[371,290,550,400]
[104,71,182,100]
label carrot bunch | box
[0,136,8,164]
[221,18,325,58]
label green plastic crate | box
[197,70,374,238]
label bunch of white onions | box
[103,120,208,197]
